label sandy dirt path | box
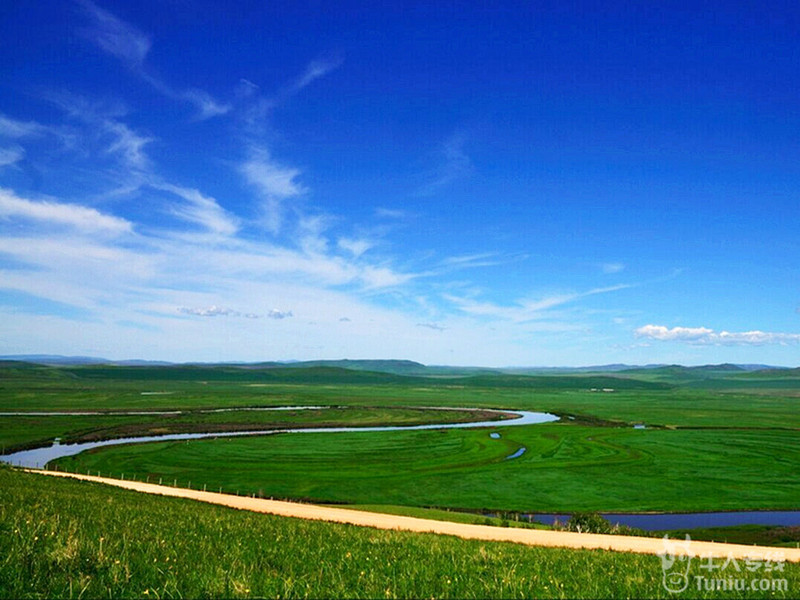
[31,469,800,563]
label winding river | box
[0,408,558,469]
[4,407,798,529]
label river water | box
[0,408,558,468]
[4,407,797,529]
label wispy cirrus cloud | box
[416,132,472,196]
[635,324,800,346]
[245,56,343,127]
[375,208,406,219]
[0,115,48,139]
[446,283,632,323]
[156,183,239,237]
[436,252,524,272]
[287,56,343,97]
[0,188,132,234]
[337,237,373,258]
[601,262,625,274]
[78,0,229,119]
[103,119,153,171]
[45,93,153,173]
[240,147,306,233]
[78,0,150,65]
[0,146,24,168]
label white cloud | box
[338,237,372,258]
[241,149,305,199]
[268,309,293,319]
[446,283,632,322]
[635,324,800,345]
[289,56,343,95]
[417,132,472,196]
[240,148,306,233]
[178,306,264,319]
[241,56,342,131]
[297,214,331,254]
[0,146,24,167]
[46,93,153,173]
[435,252,517,272]
[79,0,151,66]
[375,208,406,219]
[0,188,132,234]
[601,262,625,274]
[80,1,228,120]
[179,305,239,317]
[360,265,416,289]
[0,115,46,139]
[103,119,153,170]
[182,89,231,120]
[156,183,239,236]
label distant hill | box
[460,373,672,390]
[0,355,173,366]
[503,364,663,374]
[265,359,429,376]
[0,354,112,366]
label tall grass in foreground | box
[1,467,797,599]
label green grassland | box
[1,467,796,599]
[3,362,800,597]
[53,424,800,512]
[0,406,502,453]
[3,362,800,516]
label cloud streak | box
[446,283,632,322]
[417,133,472,196]
[240,148,306,233]
[0,188,132,234]
[79,0,151,65]
[0,146,24,168]
[79,0,229,119]
[157,183,239,237]
[635,324,800,346]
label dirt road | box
[32,469,800,563]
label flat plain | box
[1,361,799,597]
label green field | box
[0,406,503,453]
[2,362,799,515]
[2,362,800,597]
[1,467,796,599]
[52,423,800,512]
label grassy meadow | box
[1,467,797,599]
[3,362,799,514]
[52,423,800,512]
[2,361,799,597]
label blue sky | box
[1,0,799,366]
